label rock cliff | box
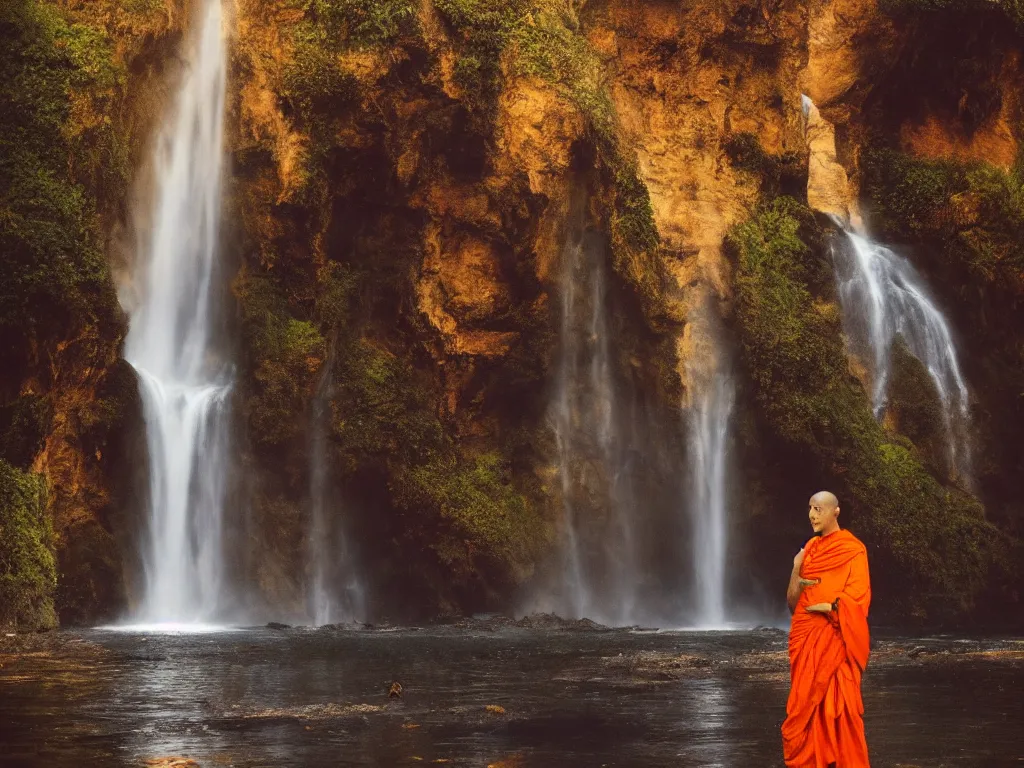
[1,0,1021,628]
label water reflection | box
[1,629,1022,766]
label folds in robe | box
[783,529,871,768]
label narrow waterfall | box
[686,329,734,628]
[308,350,364,625]
[551,206,637,625]
[123,0,231,623]
[800,95,971,483]
[833,226,972,481]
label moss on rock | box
[235,269,327,451]
[727,197,1005,620]
[0,459,56,630]
[0,0,124,373]
[330,337,541,588]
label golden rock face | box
[6,0,1019,625]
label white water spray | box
[686,352,734,628]
[124,0,231,623]
[551,207,637,625]
[833,225,972,481]
[308,351,365,626]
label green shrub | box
[296,0,419,48]
[728,197,1004,620]
[0,459,55,630]
[403,451,540,572]
[862,147,1024,287]
[282,30,360,117]
[331,338,541,578]
[235,270,327,449]
[0,0,124,363]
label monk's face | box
[808,498,839,534]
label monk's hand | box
[798,578,820,588]
[805,602,834,613]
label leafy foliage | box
[863,147,1024,281]
[728,198,1005,620]
[294,0,419,48]
[331,338,542,579]
[0,0,124,362]
[0,460,55,630]
[860,148,1024,613]
[235,270,327,450]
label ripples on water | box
[1,628,1022,767]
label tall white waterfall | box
[686,335,734,628]
[123,0,231,623]
[551,209,636,625]
[308,353,365,626]
[833,226,972,481]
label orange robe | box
[783,529,871,768]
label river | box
[1,624,1021,766]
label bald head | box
[808,491,841,536]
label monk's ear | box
[835,506,840,518]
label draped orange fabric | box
[782,529,871,768]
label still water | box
[1,625,1021,766]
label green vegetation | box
[281,0,417,117]
[332,338,542,579]
[283,33,361,118]
[862,147,1024,282]
[0,0,125,364]
[434,0,529,108]
[887,340,946,466]
[0,460,56,630]
[0,1,135,628]
[727,197,1005,620]
[291,0,419,48]
[235,269,327,450]
[861,148,1024,615]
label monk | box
[782,491,871,768]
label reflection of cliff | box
[1,0,1022,628]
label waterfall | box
[123,0,231,623]
[832,225,972,481]
[686,336,734,628]
[308,350,365,626]
[551,205,637,625]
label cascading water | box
[685,317,735,628]
[832,225,972,482]
[800,94,971,483]
[308,349,365,626]
[123,0,231,623]
[551,203,637,625]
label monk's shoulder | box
[843,530,869,556]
